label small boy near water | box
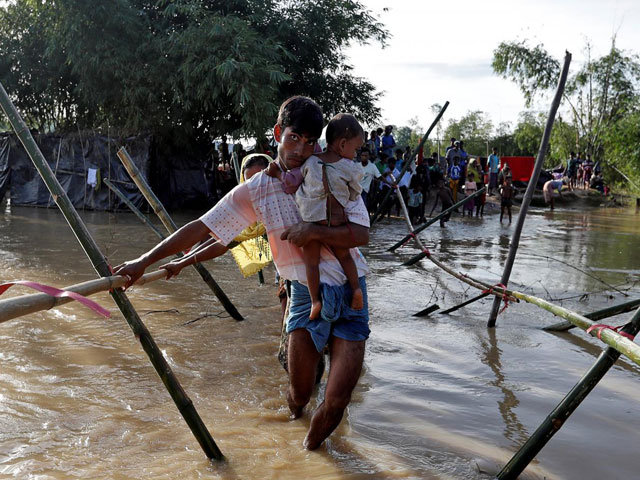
[500,176,514,223]
[430,178,454,227]
[407,177,423,224]
[268,113,365,320]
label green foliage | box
[443,110,493,156]
[492,40,560,108]
[0,0,387,142]
[602,110,640,186]
[493,36,640,185]
[513,111,544,156]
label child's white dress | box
[296,155,363,223]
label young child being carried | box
[267,113,365,320]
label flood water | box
[1,199,639,479]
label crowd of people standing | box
[357,132,511,227]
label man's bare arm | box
[280,223,369,249]
[113,219,212,287]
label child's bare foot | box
[309,301,322,320]
[351,288,364,310]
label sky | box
[345,0,640,135]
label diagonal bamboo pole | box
[0,82,224,460]
[439,291,490,315]
[392,187,486,255]
[0,271,166,324]
[104,178,165,238]
[370,101,449,225]
[393,167,640,366]
[496,306,640,479]
[543,297,640,332]
[487,51,572,328]
[116,147,243,321]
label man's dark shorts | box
[286,277,370,352]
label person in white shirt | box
[358,147,382,211]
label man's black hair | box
[325,113,364,145]
[360,146,371,155]
[395,148,403,155]
[277,96,324,139]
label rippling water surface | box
[1,200,640,479]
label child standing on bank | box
[295,113,366,320]
[500,176,514,223]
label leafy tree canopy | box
[0,0,388,143]
[493,37,640,187]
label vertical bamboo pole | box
[117,147,243,321]
[0,82,224,461]
[496,306,640,479]
[370,101,449,225]
[487,52,572,328]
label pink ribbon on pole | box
[0,280,111,318]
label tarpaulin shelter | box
[0,132,214,211]
[501,156,535,182]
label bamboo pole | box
[544,297,640,332]
[0,82,224,461]
[439,292,490,315]
[496,306,640,479]
[0,270,167,324]
[394,189,640,366]
[370,101,449,225]
[412,304,440,317]
[116,147,243,321]
[104,178,165,238]
[487,51,572,328]
[390,187,486,253]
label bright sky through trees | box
[346,0,640,131]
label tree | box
[513,112,544,156]
[0,0,388,143]
[444,110,493,156]
[492,39,640,159]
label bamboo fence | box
[116,147,243,321]
[370,101,449,224]
[0,81,224,461]
[487,51,572,327]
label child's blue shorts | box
[286,277,370,352]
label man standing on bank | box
[114,96,371,450]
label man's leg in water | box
[287,329,321,418]
[304,336,365,450]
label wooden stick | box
[487,51,572,328]
[117,147,243,321]
[390,187,486,252]
[412,304,440,317]
[104,178,165,238]
[496,306,640,479]
[370,101,449,225]
[0,270,167,324]
[439,292,490,315]
[0,82,224,461]
[544,297,640,332]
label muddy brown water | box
[1,200,639,479]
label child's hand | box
[265,162,281,179]
[159,260,186,280]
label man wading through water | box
[114,96,371,450]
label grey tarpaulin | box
[0,132,213,211]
